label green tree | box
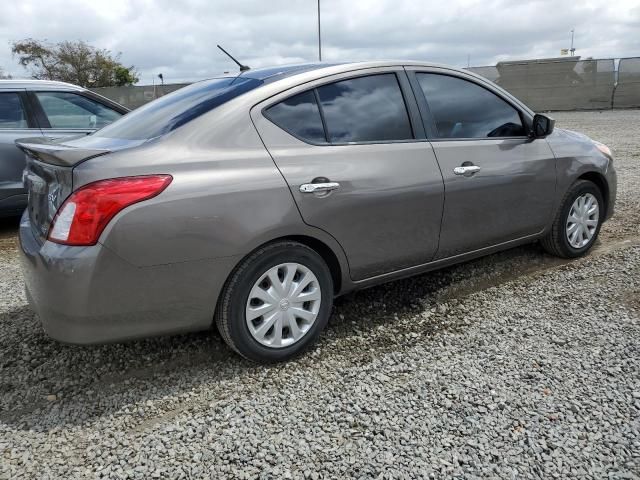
[113,65,139,86]
[11,38,139,87]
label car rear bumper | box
[19,211,239,344]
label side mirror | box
[531,114,555,138]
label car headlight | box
[593,140,613,160]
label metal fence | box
[91,83,190,109]
[613,57,640,109]
[92,56,640,112]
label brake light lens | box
[48,175,173,246]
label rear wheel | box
[215,241,333,363]
[541,180,604,258]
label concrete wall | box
[468,57,618,111]
[91,83,190,109]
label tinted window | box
[317,74,413,143]
[417,74,525,138]
[265,91,326,143]
[0,92,28,129]
[94,77,262,141]
[35,92,122,129]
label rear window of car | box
[94,77,263,140]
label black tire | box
[215,241,334,363]
[541,179,604,258]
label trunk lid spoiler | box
[15,136,111,167]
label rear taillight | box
[48,175,173,246]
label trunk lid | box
[16,137,111,242]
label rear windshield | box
[93,77,263,140]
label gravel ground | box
[1,110,639,479]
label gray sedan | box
[17,61,616,363]
[0,80,127,217]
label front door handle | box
[300,182,340,193]
[453,165,481,176]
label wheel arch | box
[284,235,343,294]
[219,234,347,302]
[577,171,609,216]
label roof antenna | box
[217,45,250,72]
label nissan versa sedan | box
[17,61,616,363]
[0,80,127,217]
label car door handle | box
[299,182,340,193]
[453,165,481,176]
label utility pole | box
[318,0,322,61]
[570,29,575,56]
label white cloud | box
[0,0,638,83]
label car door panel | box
[251,68,444,281]
[407,68,557,259]
[256,137,444,280]
[430,138,555,258]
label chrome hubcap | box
[246,263,321,348]
[566,193,599,249]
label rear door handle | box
[453,165,481,176]
[299,182,340,193]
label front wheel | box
[215,241,334,363]
[541,179,604,258]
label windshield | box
[93,77,263,140]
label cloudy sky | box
[1,0,639,84]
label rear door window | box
[416,73,525,138]
[265,90,326,143]
[35,92,122,129]
[0,92,29,129]
[316,74,414,143]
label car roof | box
[236,63,343,82]
[0,79,86,91]
[233,60,457,83]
